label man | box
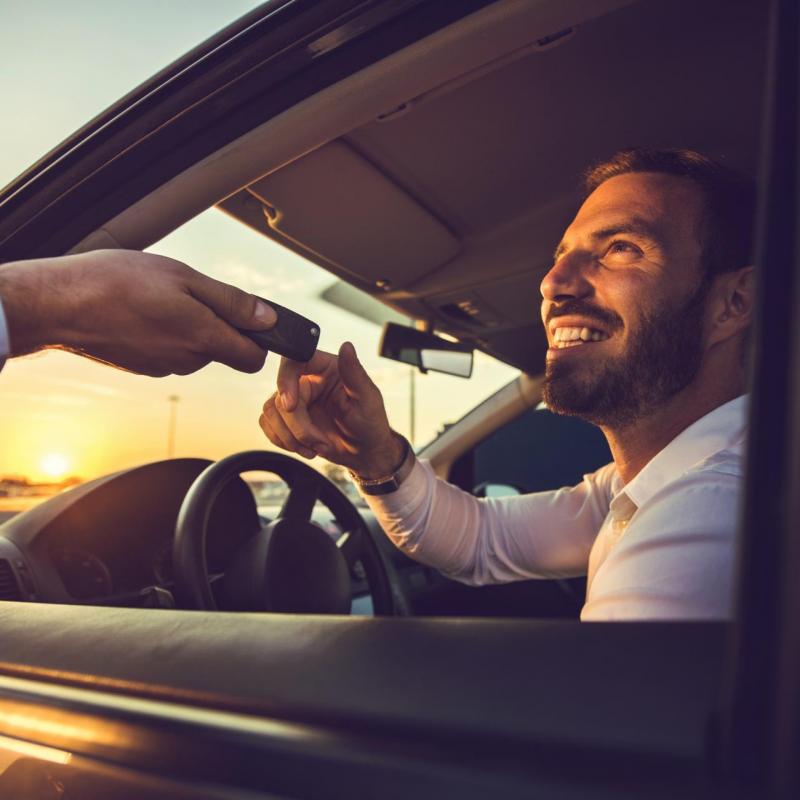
[0,249,276,375]
[259,148,755,620]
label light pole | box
[167,395,180,458]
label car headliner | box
[218,0,767,372]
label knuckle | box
[222,283,254,321]
[264,403,281,423]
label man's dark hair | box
[583,148,756,278]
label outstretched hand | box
[259,342,403,477]
[0,249,277,376]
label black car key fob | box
[242,298,320,362]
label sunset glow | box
[39,453,71,480]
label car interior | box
[0,0,787,796]
[0,0,767,619]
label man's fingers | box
[275,392,329,452]
[200,318,268,373]
[190,271,277,331]
[276,357,307,412]
[338,341,376,400]
[276,350,335,411]
[260,399,316,459]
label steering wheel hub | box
[220,518,352,613]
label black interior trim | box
[720,0,800,793]
[0,605,720,751]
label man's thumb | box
[338,341,374,399]
[193,274,277,330]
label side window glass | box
[451,407,611,493]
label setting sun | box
[40,453,70,480]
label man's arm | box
[260,343,613,581]
[0,249,277,376]
[362,456,613,584]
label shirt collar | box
[612,394,748,513]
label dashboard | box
[0,457,581,619]
[0,459,275,607]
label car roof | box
[219,0,767,371]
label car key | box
[242,298,320,362]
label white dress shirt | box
[363,396,747,621]
[0,296,9,372]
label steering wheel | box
[173,451,395,615]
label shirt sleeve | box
[362,458,615,585]
[0,295,9,372]
[580,468,740,621]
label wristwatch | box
[350,435,415,496]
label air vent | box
[0,559,22,601]
[439,301,483,326]
[434,292,502,329]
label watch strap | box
[350,436,415,496]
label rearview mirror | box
[379,323,473,378]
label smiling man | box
[260,148,755,620]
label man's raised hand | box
[260,342,404,476]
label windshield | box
[0,208,519,516]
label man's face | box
[540,172,711,428]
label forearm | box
[364,458,512,584]
[0,257,71,356]
[362,458,609,584]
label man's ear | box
[708,266,756,346]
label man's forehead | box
[570,171,703,234]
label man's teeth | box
[552,326,609,348]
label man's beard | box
[542,280,710,429]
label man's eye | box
[603,241,641,260]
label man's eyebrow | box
[552,216,666,260]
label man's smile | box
[547,319,613,354]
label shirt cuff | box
[0,295,9,372]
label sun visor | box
[247,141,460,290]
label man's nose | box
[540,251,593,301]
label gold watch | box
[350,435,415,496]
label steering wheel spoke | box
[336,527,363,564]
[278,471,321,523]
